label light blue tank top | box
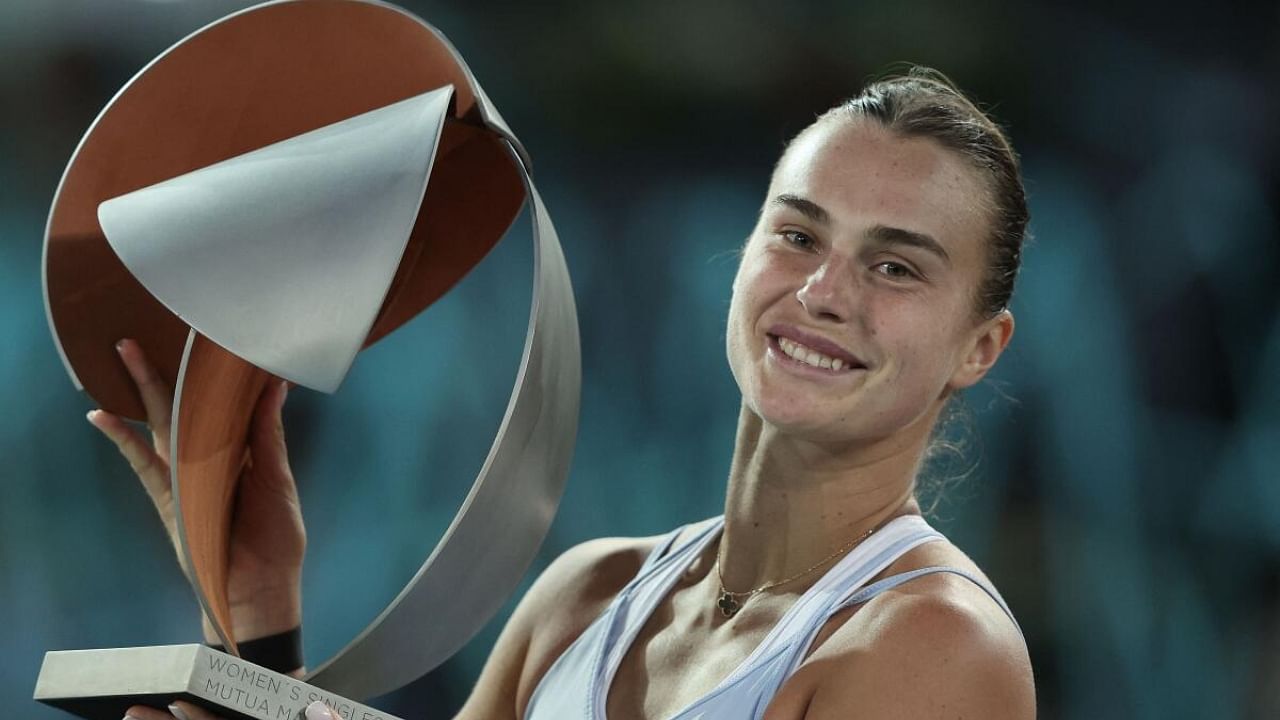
[524,515,1022,720]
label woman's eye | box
[780,230,816,250]
[873,261,916,279]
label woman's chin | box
[752,403,858,441]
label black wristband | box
[210,626,303,674]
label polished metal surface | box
[44,0,582,704]
[98,87,454,394]
[42,0,518,421]
[305,142,581,700]
[298,5,582,699]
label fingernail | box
[86,410,98,423]
[168,704,192,720]
[115,339,126,353]
[305,701,336,720]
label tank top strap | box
[636,524,691,573]
[646,517,722,574]
[836,565,1024,636]
[527,516,1024,720]
[524,520,724,720]
[587,517,725,717]
[612,517,722,597]
[763,556,1024,695]
[704,515,944,693]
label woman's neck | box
[715,404,932,594]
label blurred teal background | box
[2,1,1278,718]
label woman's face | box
[726,118,1012,447]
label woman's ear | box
[949,310,1014,390]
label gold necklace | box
[715,525,877,618]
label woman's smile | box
[765,329,866,378]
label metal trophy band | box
[37,1,579,717]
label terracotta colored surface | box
[46,1,528,650]
[172,332,271,655]
[46,0,521,420]
[366,122,524,345]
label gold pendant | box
[717,592,740,618]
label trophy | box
[33,1,580,718]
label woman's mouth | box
[767,333,864,373]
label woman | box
[95,69,1035,720]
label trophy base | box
[34,645,402,720]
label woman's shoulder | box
[509,520,717,709]
[534,534,658,606]
[773,536,1035,719]
[463,523,708,720]
[848,539,1024,657]
[531,517,717,612]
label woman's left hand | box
[124,699,340,720]
[124,700,222,720]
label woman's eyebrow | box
[771,194,830,226]
[867,224,951,265]
[770,194,951,265]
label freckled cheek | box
[867,321,944,389]
[727,277,775,339]
[889,331,962,399]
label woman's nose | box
[795,257,855,322]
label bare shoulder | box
[524,534,661,641]
[457,532,665,719]
[458,520,717,719]
[778,541,1035,720]
[516,519,722,704]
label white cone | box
[98,86,455,392]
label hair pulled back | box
[815,67,1029,317]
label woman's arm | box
[455,537,652,719]
[773,575,1035,720]
[138,538,647,720]
[95,339,647,720]
[92,339,304,720]
[90,339,306,649]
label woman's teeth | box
[778,336,846,371]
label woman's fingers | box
[121,702,178,720]
[116,338,175,463]
[166,700,226,720]
[122,698,289,720]
[87,409,172,518]
[305,701,338,720]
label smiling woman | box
[111,68,1034,720]
[730,105,1012,446]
